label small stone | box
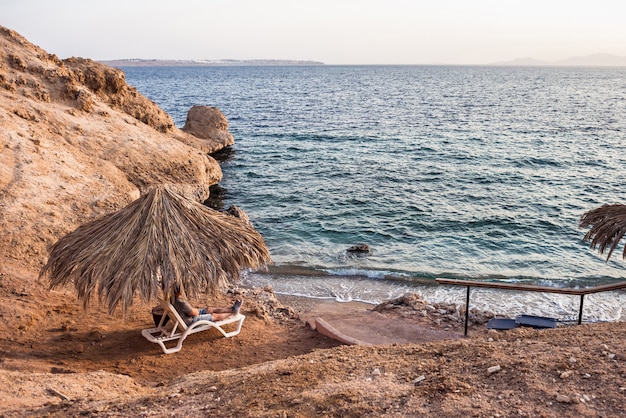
[487,365,501,374]
[555,394,571,403]
[372,368,381,377]
[412,375,426,385]
[569,357,577,363]
[608,353,616,360]
[559,370,573,379]
[582,394,591,402]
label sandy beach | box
[1,274,625,417]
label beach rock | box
[412,375,426,385]
[182,105,235,152]
[63,57,175,133]
[555,394,571,403]
[0,25,228,271]
[225,205,251,226]
[346,244,370,254]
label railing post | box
[578,294,585,325]
[464,285,470,336]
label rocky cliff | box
[0,26,231,275]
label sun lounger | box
[515,315,557,329]
[141,301,245,354]
[486,317,520,330]
[486,315,558,331]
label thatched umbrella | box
[39,185,271,314]
[580,203,626,261]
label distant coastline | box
[489,53,626,67]
[99,58,325,67]
[100,54,626,68]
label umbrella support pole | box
[578,294,585,325]
[464,285,470,337]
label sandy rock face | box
[0,26,231,274]
[63,57,175,133]
[181,105,235,153]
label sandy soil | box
[1,269,624,417]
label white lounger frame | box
[141,301,245,354]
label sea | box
[121,65,626,322]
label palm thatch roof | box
[39,185,271,314]
[580,203,626,261]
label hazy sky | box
[2,0,625,65]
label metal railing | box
[435,278,626,336]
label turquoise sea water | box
[122,65,626,320]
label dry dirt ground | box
[1,268,625,417]
[3,24,623,417]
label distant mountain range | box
[489,53,626,67]
[99,59,325,67]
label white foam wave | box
[242,272,626,322]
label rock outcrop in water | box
[182,105,235,152]
[0,25,231,271]
[346,243,371,255]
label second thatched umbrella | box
[580,203,626,261]
[40,185,271,314]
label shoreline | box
[247,272,626,322]
[276,293,376,313]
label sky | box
[1,0,625,65]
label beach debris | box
[47,387,71,401]
[487,365,501,374]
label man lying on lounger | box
[173,285,242,326]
